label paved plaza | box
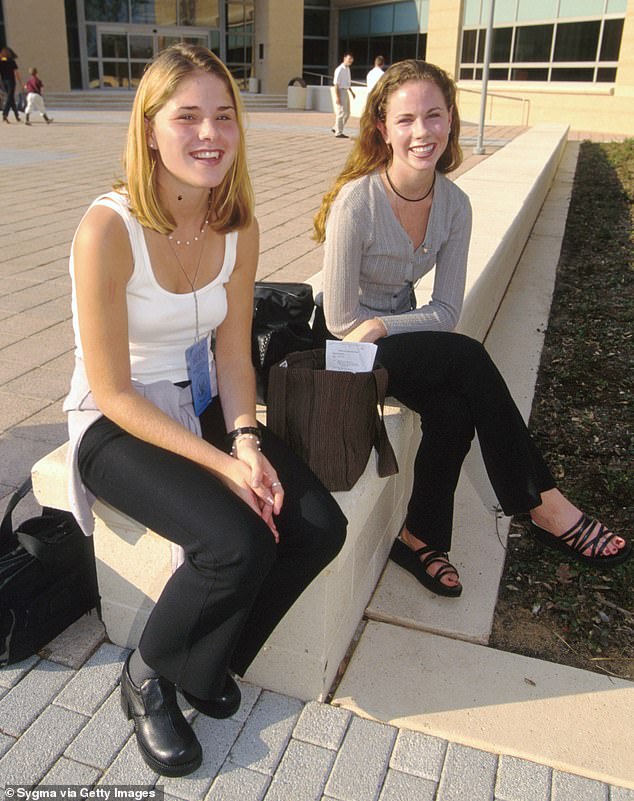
[0,107,632,800]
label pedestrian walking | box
[24,67,53,125]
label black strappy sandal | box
[530,513,632,567]
[389,538,463,597]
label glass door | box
[93,27,214,90]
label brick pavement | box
[1,109,631,799]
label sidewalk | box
[1,109,632,800]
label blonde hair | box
[118,43,253,234]
[314,59,462,242]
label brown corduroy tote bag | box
[266,349,399,492]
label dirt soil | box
[489,139,634,682]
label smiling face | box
[147,70,240,197]
[377,78,452,183]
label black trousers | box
[78,400,346,699]
[376,331,555,552]
[1,79,18,119]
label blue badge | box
[186,338,213,417]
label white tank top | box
[69,191,238,385]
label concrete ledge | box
[30,123,568,701]
[31,402,419,702]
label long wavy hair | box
[314,59,462,242]
[117,43,253,234]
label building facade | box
[1,0,632,133]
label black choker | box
[385,170,435,202]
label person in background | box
[65,43,346,777]
[24,67,53,125]
[1,46,22,123]
[314,59,630,599]
[333,51,354,139]
[366,55,385,92]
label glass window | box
[513,24,553,61]
[489,67,510,78]
[129,35,154,59]
[347,37,369,64]
[418,0,429,31]
[394,1,418,33]
[558,0,604,17]
[84,0,129,22]
[179,0,219,26]
[226,2,245,26]
[492,27,512,62]
[510,66,549,79]
[370,4,393,35]
[596,67,617,81]
[600,18,624,61]
[102,60,130,87]
[463,0,481,27]
[130,60,148,86]
[460,67,475,80]
[130,0,156,23]
[154,0,176,24]
[226,33,248,62]
[339,10,349,38]
[88,60,100,87]
[305,8,329,37]
[369,35,392,63]
[493,0,517,24]
[86,24,98,57]
[477,29,486,61]
[101,33,128,59]
[461,29,477,62]
[303,38,329,66]
[348,7,370,36]
[418,31,427,59]
[554,21,600,61]
[550,67,594,80]
[392,32,417,61]
[516,0,557,22]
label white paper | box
[325,340,378,373]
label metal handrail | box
[458,85,531,127]
[301,71,367,88]
[458,85,526,103]
[303,70,331,86]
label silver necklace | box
[385,169,435,202]
[166,227,207,341]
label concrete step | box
[332,622,634,789]
[45,91,288,111]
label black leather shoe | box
[120,653,202,777]
[182,674,241,719]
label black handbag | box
[0,478,101,666]
[252,282,316,402]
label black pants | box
[78,400,346,699]
[2,79,18,119]
[376,332,555,552]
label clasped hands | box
[224,437,283,542]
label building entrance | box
[88,26,214,89]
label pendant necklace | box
[166,227,207,341]
[385,169,435,203]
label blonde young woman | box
[314,59,629,599]
[64,44,345,777]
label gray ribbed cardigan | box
[322,171,472,338]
